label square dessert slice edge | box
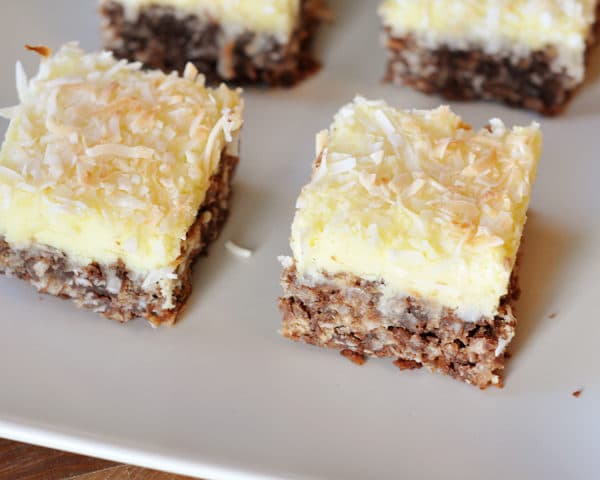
[278,97,541,388]
[0,150,238,326]
[279,256,520,388]
[99,0,330,86]
[379,0,600,115]
[0,44,244,326]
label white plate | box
[1,1,599,479]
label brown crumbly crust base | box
[0,152,238,327]
[279,264,520,389]
[383,5,600,116]
[100,0,329,87]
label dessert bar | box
[0,44,243,325]
[279,97,541,388]
[100,0,329,86]
[379,0,600,114]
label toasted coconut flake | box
[85,144,155,159]
[17,182,37,193]
[15,61,28,101]
[204,117,225,164]
[405,178,425,197]
[370,150,384,165]
[0,105,19,120]
[183,62,199,81]
[312,149,328,182]
[488,118,506,135]
[374,110,400,147]
[25,44,52,58]
[328,156,356,175]
[315,129,329,155]
[189,111,206,138]
[0,166,23,182]
[221,109,235,142]
[46,117,77,136]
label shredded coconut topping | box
[304,97,540,254]
[0,43,244,273]
[290,97,541,321]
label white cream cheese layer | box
[379,0,598,81]
[117,0,300,39]
[290,97,541,322]
[0,43,243,278]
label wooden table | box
[0,439,194,479]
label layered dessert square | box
[279,97,541,388]
[100,0,329,86]
[0,43,243,326]
[379,0,600,115]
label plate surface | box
[1,2,599,479]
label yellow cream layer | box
[118,0,300,38]
[0,43,243,275]
[379,0,598,80]
[290,97,541,322]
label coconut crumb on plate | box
[225,241,253,259]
